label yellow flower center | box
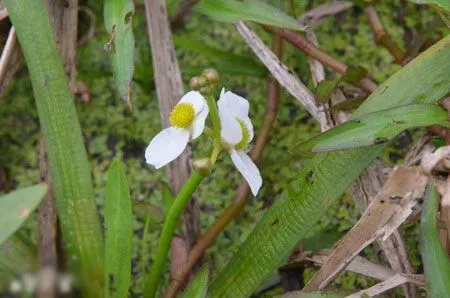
[169,103,195,128]
[235,118,250,150]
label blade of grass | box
[104,160,133,298]
[194,0,307,31]
[4,1,105,296]
[421,184,450,296]
[182,266,209,298]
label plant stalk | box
[144,172,203,298]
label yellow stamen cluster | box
[169,103,195,128]
[235,118,250,150]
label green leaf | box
[315,66,368,102]
[408,0,450,14]
[421,185,450,296]
[209,35,450,298]
[293,104,450,153]
[194,0,307,31]
[173,35,266,77]
[353,35,450,117]
[4,1,105,295]
[104,160,133,298]
[104,0,135,106]
[182,266,209,298]
[0,184,47,246]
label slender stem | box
[144,172,203,298]
[205,94,221,143]
[365,6,404,64]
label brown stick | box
[144,0,201,282]
[262,24,378,93]
[170,0,200,31]
[365,6,405,64]
[164,34,283,298]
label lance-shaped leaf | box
[194,0,307,31]
[104,160,133,298]
[209,35,450,297]
[292,104,450,153]
[182,266,209,298]
[104,0,135,106]
[421,185,450,296]
[0,184,47,246]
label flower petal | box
[230,149,262,196]
[145,127,189,169]
[219,108,242,145]
[190,101,209,140]
[179,91,206,115]
[218,89,249,119]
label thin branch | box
[345,274,425,298]
[164,33,283,298]
[0,8,7,21]
[0,26,16,83]
[262,24,378,93]
[170,0,200,31]
[299,1,353,28]
[365,5,405,64]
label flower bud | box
[202,68,219,85]
[190,75,207,91]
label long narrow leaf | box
[293,104,450,153]
[0,184,47,245]
[209,35,450,297]
[4,1,105,296]
[105,160,133,298]
[194,0,307,31]
[104,0,135,106]
[421,185,450,296]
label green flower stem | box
[206,94,221,143]
[144,172,203,298]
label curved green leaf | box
[104,0,135,106]
[209,35,450,298]
[182,266,209,298]
[421,185,450,296]
[0,184,47,246]
[194,0,307,31]
[293,104,450,153]
[354,35,450,117]
[105,160,133,298]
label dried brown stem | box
[163,34,283,298]
[262,24,378,93]
[365,6,405,64]
[144,0,200,281]
[0,26,16,82]
[0,8,7,22]
[170,0,200,31]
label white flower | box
[218,88,262,196]
[145,91,209,169]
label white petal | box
[219,108,242,145]
[179,91,206,115]
[218,89,249,119]
[145,127,189,169]
[190,101,209,140]
[230,150,262,196]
